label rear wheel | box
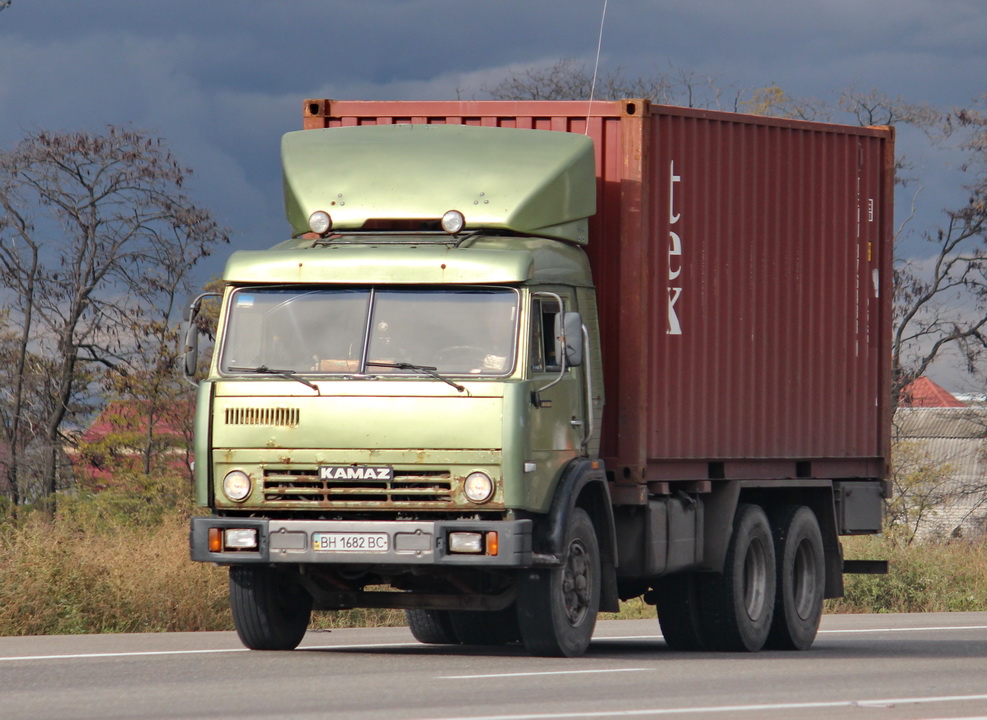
[229,566,312,650]
[516,508,600,657]
[700,503,776,652]
[766,505,825,650]
[654,573,707,651]
[405,609,458,645]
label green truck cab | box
[189,124,613,656]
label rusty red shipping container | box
[303,99,894,486]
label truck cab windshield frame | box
[218,285,520,379]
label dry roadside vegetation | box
[2,481,986,636]
[0,488,230,635]
[828,535,987,614]
[0,476,408,635]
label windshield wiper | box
[228,365,320,395]
[366,361,465,393]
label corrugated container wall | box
[303,99,894,484]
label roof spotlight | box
[308,210,332,235]
[440,210,466,235]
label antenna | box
[586,0,609,134]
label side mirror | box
[183,319,200,377]
[555,311,584,368]
[182,291,221,382]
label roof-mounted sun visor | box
[282,124,597,244]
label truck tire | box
[765,505,825,650]
[405,609,458,644]
[699,503,776,652]
[448,607,522,645]
[654,573,707,651]
[229,566,312,651]
[516,508,600,657]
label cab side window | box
[529,298,562,373]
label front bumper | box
[190,516,533,567]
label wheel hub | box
[563,539,592,625]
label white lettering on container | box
[668,161,683,335]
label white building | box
[894,378,987,540]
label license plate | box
[318,465,394,481]
[312,532,390,552]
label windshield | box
[220,286,518,377]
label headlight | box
[463,471,494,503]
[222,470,252,502]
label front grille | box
[262,468,454,505]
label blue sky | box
[1,0,985,387]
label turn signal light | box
[208,527,223,553]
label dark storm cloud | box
[0,0,983,267]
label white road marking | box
[439,668,649,680]
[0,642,422,662]
[406,694,987,720]
[0,647,251,662]
[818,624,987,635]
[0,622,983,663]
[590,624,987,644]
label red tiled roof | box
[899,377,966,408]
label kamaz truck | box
[186,99,894,657]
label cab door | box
[523,291,586,510]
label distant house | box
[899,376,968,408]
[894,378,987,540]
[70,399,193,489]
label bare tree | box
[739,83,830,121]
[892,216,987,401]
[482,59,747,110]
[484,59,844,120]
[0,127,228,512]
[838,87,941,129]
[883,95,987,402]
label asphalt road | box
[2,612,986,720]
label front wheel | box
[229,566,312,650]
[516,508,601,657]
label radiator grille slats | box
[263,469,453,505]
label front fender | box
[531,457,619,612]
